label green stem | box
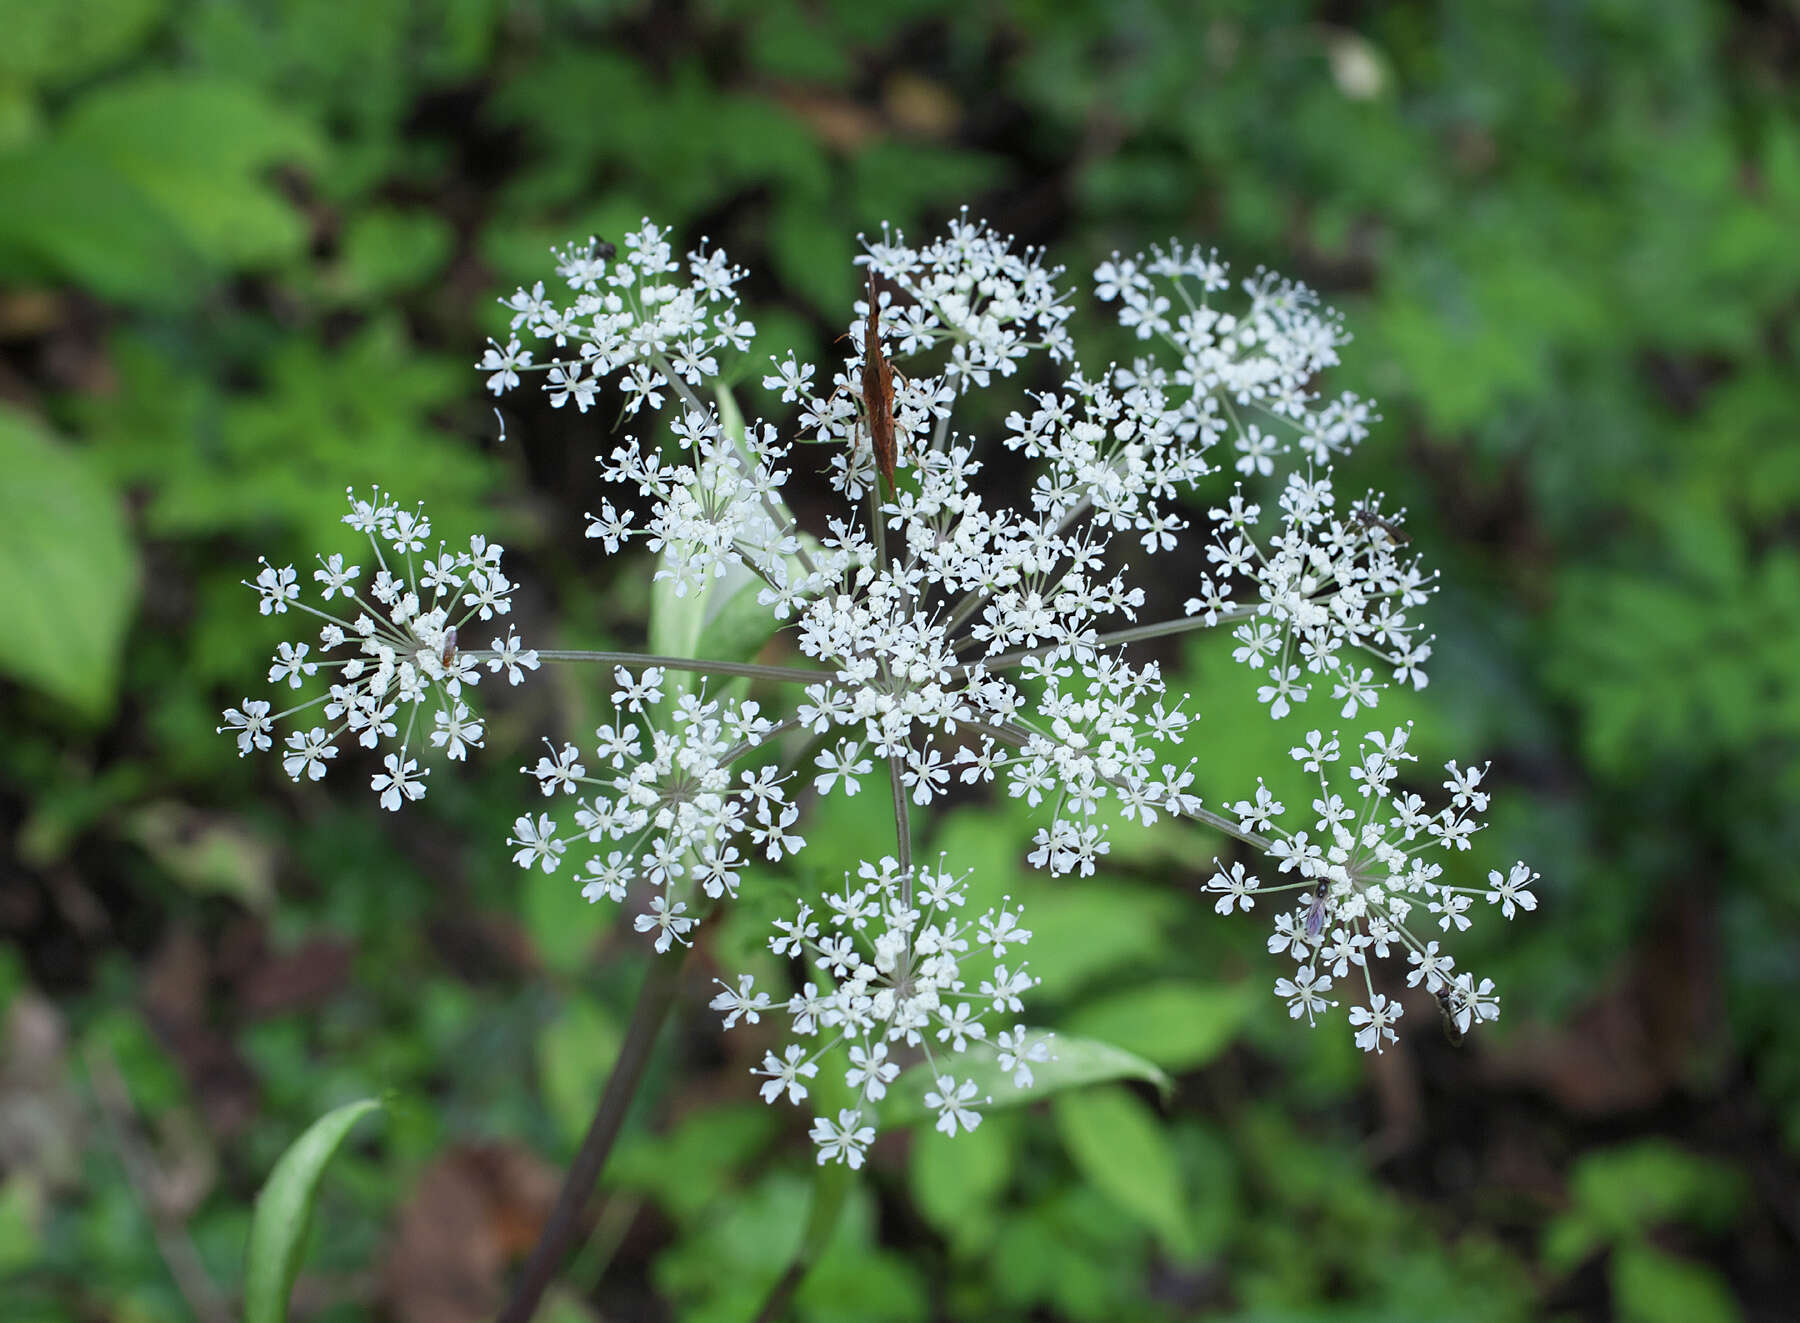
[981,608,1258,669]
[748,1161,852,1323]
[496,950,689,1323]
[526,649,825,686]
[966,719,1271,852]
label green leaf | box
[0,0,165,87]
[60,74,323,268]
[120,802,278,910]
[1061,980,1256,1071]
[611,1104,780,1224]
[648,385,802,678]
[1052,1085,1193,1257]
[0,143,200,303]
[1569,1141,1747,1240]
[908,1112,1017,1246]
[336,207,454,297]
[649,536,709,661]
[772,1153,854,1312]
[1015,883,1181,1001]
[244,1098,383,1323]
[1611,1243,1742,1323]
[0,1174,44,1275]
[0,407,139,717]
[522,860,599,977]
[879,1031,1169,1131]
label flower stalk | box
[497,947,689,1323]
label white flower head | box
[1222,724,1536,1050]
[222,489,531,807]
[462,214,1537,1135]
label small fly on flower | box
[1351,505,1411,546]
[1433,983,1467,1045]
[1303,889,1329,941]
[440,626,458,668]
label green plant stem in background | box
[497,948,691,1323]
[750,1160,853,1323]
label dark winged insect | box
[1352,505,1411,546]
[1433,983,1467,1045]
[595,238,617,261]
[1303,890,1328,941]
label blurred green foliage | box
[3,0,1797,1320]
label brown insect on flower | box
[440,626,458,669]
[859,267,899,494]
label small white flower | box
[923,1075,984,1136]
[268,641,316,689]
[488,628,539,685]
[219,699,273,755]
[281,727,335,782]
[1273,967,1335,1025]
[1348,992,1402,1053]
[846,1043,899,1101]
[478,337,532,395]
[710,975,772,1029]
[634,895,695,952]
[1485,862,1539,919]
[813,740,872,796]
[252,560,299,615]
[753,1044,818,1105]
[509,813,565,873]
[371,754,426,811]
[809,1109,875,1169]
[995,1025,1052,1088]
[431,702,485,760]
[530,741,586,795]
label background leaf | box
[60,74,323,267]
[879,1032,1170,1131]
[1052,1085,1193,1258]
[0,407,139,717]
[1061,980,1256,1072]
[243,1098,383,1323]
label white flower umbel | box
[219,488,538,805]
[710,856,1036,1159]
[480,214,1536,1149]
[490,220,754,418]
[508,678,795,944]
[1212,724,1530,1049]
